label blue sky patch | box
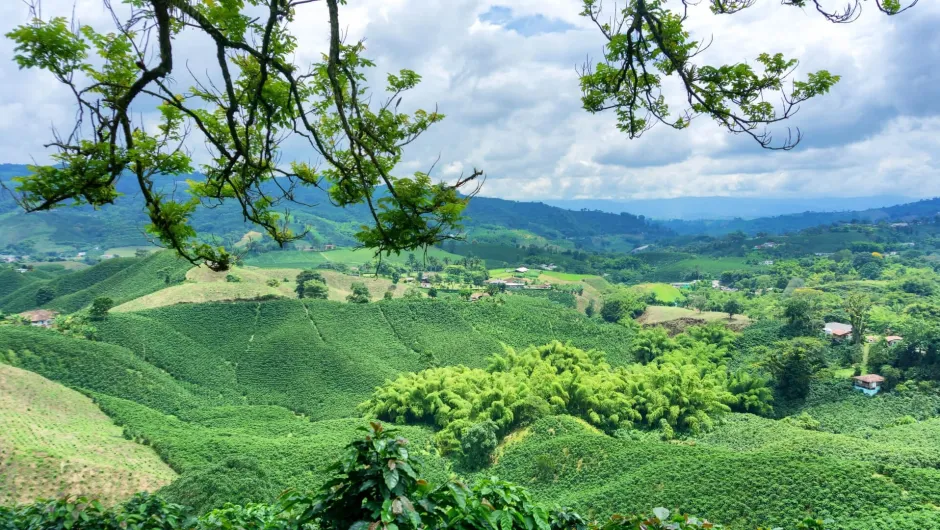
[480,6,574,36]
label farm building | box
[469,292,490,302]
[515,267,529,273]
[824,322,853,339]
[886,336,903,346]
[323,244,337,250]
[505,279,527,289]
[19,310,59,328]
[853,374,885,396]
[524,283,552,290]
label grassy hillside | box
[0,269,36,299]
[637,306,750,326]
[113,266,408,312]
[0,364,176,505]
[0,252,191,314]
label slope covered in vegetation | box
[0,296,634,513]
[0,364,176,505]
[0,252,191,314]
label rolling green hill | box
[487,414,940,529]
[0,252,192,314]
[0,296,635,514]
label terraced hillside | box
[0,364,176,505]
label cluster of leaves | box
[360,337,760,453]
[5,0,481,271]
[296,269,328,299]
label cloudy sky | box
[1,0,937,200]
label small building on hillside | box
[0,255,15,263]
[853,374,885,396]
[886,336,903,346]
[515,267,529,273]
[761,260,775,266]
[485,278,507,285]
[403,277,416,283]
[505,279,527,289]
[824,322,853,339]
[323,244,337,250]
[20,310,59,328]
[469,292,490,302]
[15,268,29,274]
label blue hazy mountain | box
[540,196,919,221]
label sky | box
[0,0,938,201]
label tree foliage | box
[4,0,483,271]
[765,338,827,399]
[579,0,915,150]
[361,341,735,450]
[89,296,114,319]
[347,282,372,304]
[843,293,871,345]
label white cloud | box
[0,0,937,200]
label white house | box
[515,267,529,273]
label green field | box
[631,282,685,303]
[0,364,176,505]
[485,414,940,529]
[637,305,750,326]
[649,257,760,282]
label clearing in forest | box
[637,306,750,333]
[0,364,176,505]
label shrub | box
[461,420,498,470]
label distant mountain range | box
[3,163,938,250]
[541,196,921,221]
[0,164,669,252]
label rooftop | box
[20,309,59,322]
[853,374,885,384]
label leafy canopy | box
[579,0,916,150]
[5,0,483,271]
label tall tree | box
[844,293,871,345]
[765,338,827,399]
